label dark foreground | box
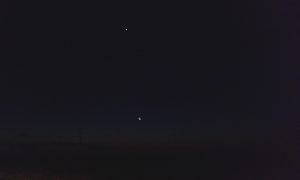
[0,141,298,180]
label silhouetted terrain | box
[0,140,297,180]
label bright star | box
[138,117,142,120]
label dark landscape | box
[0,139,297,180]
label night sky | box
[0,1,297,145]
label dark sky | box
[0,1,297,144]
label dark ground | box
[0,141,298,180]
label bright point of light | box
[138,117,142,120]
[125,28,128,31]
